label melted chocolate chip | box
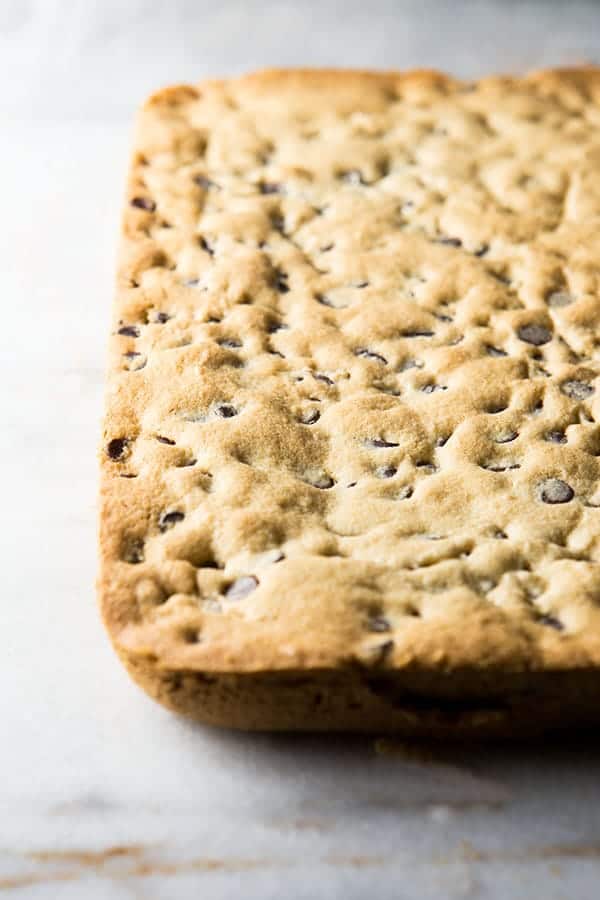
[561,380,594,400]
[368,615,392,633]
[355,348,388,364]
[194,174,217,190]
[539,478,574,504]
[483,462,520,472]
[200,236,215,256]
[299,409,320,425]
[159,510,185,531]
[376,465,397,479]
[474,244,489,257]
[107,438,128,460]
[118,325,140,337]
[545,430,567,444]
[538,613,564,631]
[274,270,290,293]
[311,475,335,489]
[123,538,144,564]
[485,344,508,358]
[215,404,238,418]
[218,338,242,349]
[259,181,283,194]
[517,323,552,346]
[420,383,448,393]
[366,438,400,448]
[267,320,288,334]
[130,196,156,211]
[435,236,462,247]
[401,330,434,338]
[156,435,176,445]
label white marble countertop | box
[2,2,600,897]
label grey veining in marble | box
[2,1,600,897]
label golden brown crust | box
[99,67,600,734]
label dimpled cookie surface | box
[100,69,600,684]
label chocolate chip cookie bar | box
[99,68,600,736]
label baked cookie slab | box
[100,68,600,736]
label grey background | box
[2,0,600,120]
[2,2,600,898]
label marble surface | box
[3,2,600,896]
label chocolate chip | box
[546,290,573,308]
[274,274,289,293]
[311,474,335,489]
[354,281,369,288]
[485,344,508,358]
[107,438,128,460]
[489,270,511,285]
[199,236,215,256]
[218,338,242,349]
[517,323,552,346]
[545,430,567,444]
[376,465,397,479]
[315,293,336,308]
[355,348,388,364]
[299,409,320,425]
[397,485,414,500]
[483,462,520,471]
[420,383,448,393]
[539,478,574,504]
[118,325,140,337]
[215,404,238,418]
[401,330,434,338]
[154,311,170,324]
[561,380,594,400]
[538,613,564,631]
[365,438,399,448]
[259,181,283,194]
[313,373,334,385]
[435,236,462,247]
[225,576,258,601]
[159,510,185,531]
[194,174,217,190]
[130,196,156,211]
[156,435,176,445]
[123,352,146,371]
[474,244,489,257]
[368,615,391,633]
[123,538,144,564]
[267,320,288,333]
